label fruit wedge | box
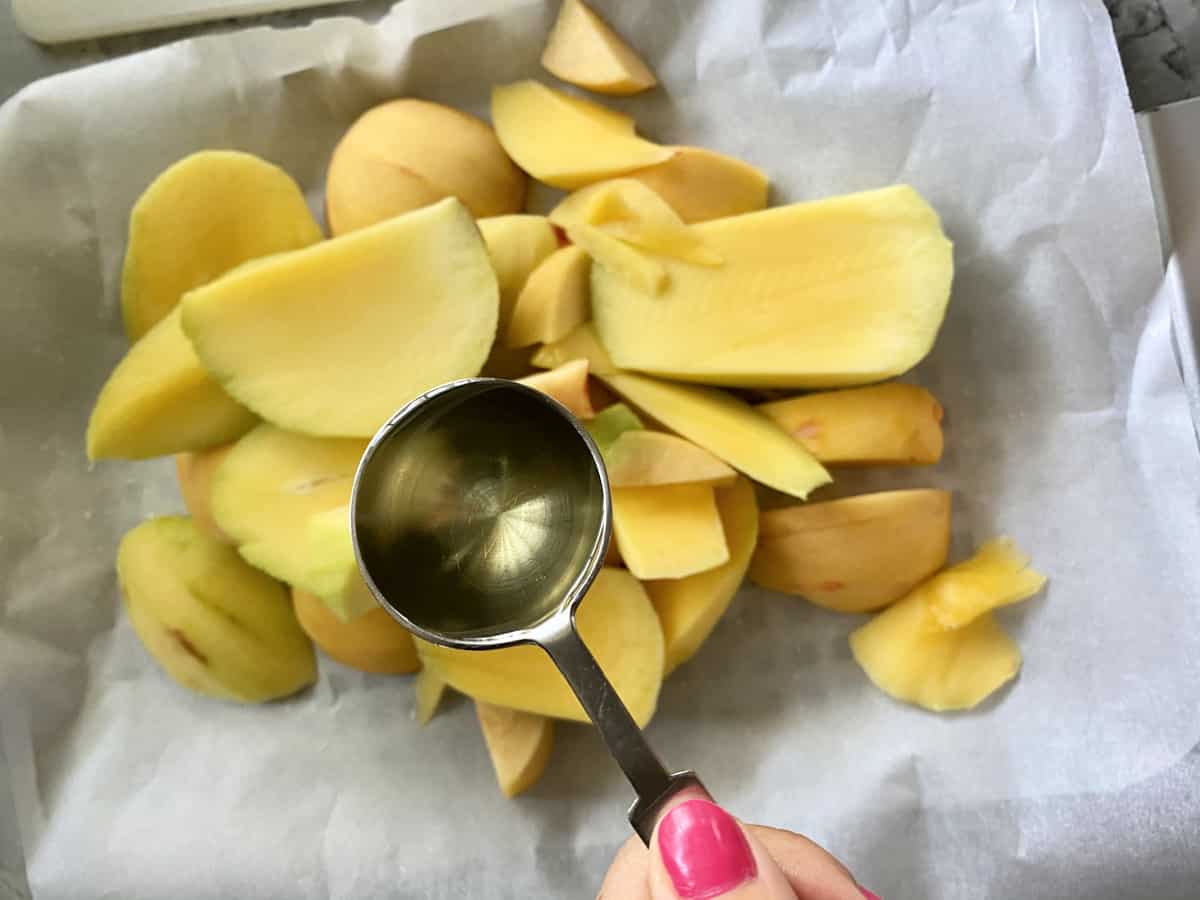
[625,146,769,223]
[182,198,499,438]
[326,99,525,234]
[506,245,591,348]
[531,321,617,375]
[87,306,257,460]
[646,477,758,674]
[565,223,668,295]
[117,516,315,702]
[612,482,730,579]
[209,424,370,617]
[605,430,736,488]
[541,0,657,96]
[121,150,322,340]
[591,185,954,387]
[758,383,944,465]
[849,538,1045,712]
[415,669,448,725]
[517,360,595,419]
[479,214,560,377]
[751,490,951,613]
[491,80,673,189]
[550,179,722,266]
[584,401,643,454]
[175,443,235,543]
[598,372,830,499]
[292,587,417,675]
[417,568,663,725]
[476,702,555,798]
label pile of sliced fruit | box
[89,0,1046,797]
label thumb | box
[648,794,799,900]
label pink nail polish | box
[860,889,882,900]
[657,799,757,899]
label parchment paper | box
[2,1,1199,897]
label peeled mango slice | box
[117,516,316,703]
[506,245,592,348]
[325,99,526,234]
[612,482,730,580]
[606,430,736,488]
[565,223,668,295]
[758,383,944,465]
[209,424,370,618]
[849,537,1046,712]
[540,0,657,96]
[475,702,556,798]
[417,568,663,726]
[584,401,643,454]
[599,372,830,499]
[479,214,560,377]
[750,489,951,613]
[175,443,236,544]
[87,306,256,460]
[625,146,769,224]
[550,179,722,266]
[491,80,673,189]
[415,669,448,725]
[121,150,322,340]
[646,477,758,674]
[531,321,617,375]
[182,198,499,438]
[591,185,954,387]
[292,587,418,675]
[517,360,595,420]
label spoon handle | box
[541,620,707,844]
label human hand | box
[598,791,878,900]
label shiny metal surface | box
[351,378,701,842]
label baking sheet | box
[2,1,1199,897]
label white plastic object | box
[12,0,363,44]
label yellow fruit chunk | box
[566,223,668,295]
[491,81,673,189]
[478,215,560,377]
[476,702,555,798]
[175,443,235,543]
[625,146,769,223]
[750,490,950,613]
[541,0,657,96]
[117,516,316,703]
[612,483,729,579]
[325,99,525,234]
[646,477,758,674]
[550,179,722,266]
[531,321,617,374]
[585,401,642,454]
[506,245,591,348]
[415,669,448,725]
[606,430,735,488]
[210,424,371,617]
[87,307,256,460]
[758,383,944,465]
[182,198,499,438]
[517,360,595,420]
[849,538,1044,712]
[292,587,416,675]
[599,372,830,499]
[121,151,322,340]
[592,185,954,387]
[417,568,663,725]
[923,538,1047,629]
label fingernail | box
[657,799,757,899]
[860,889,882,900]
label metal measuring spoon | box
[351,377,704,842]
